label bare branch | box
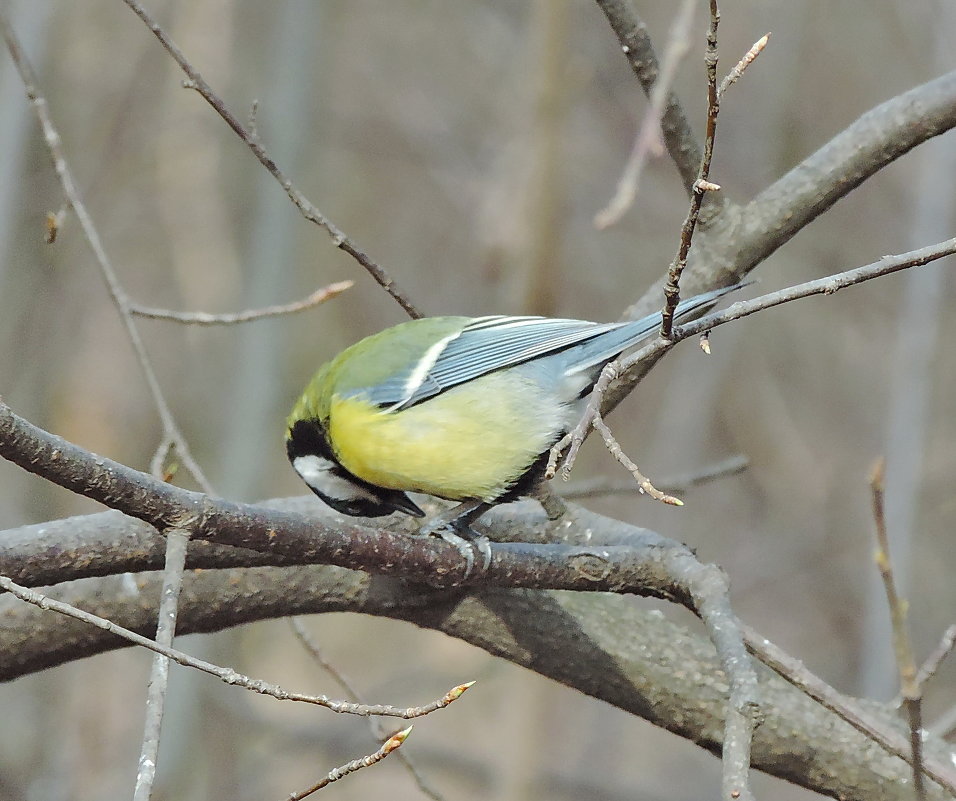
[621,237,956,381]
[2,522,953,799]
[0,394,762,790]
[129,280,353,325]
[660,0,722,337]
[0,574,471,720]
[121,0,422,319]
[547,359,620,481]
[743,624,956,796]
[288,727,412,801]
[592,412,682,505]
[594,0,696,229]
[594,0,716,201]
[870,459,926,801]
[0,9,213,493]
[132,528,189,801]
[0,396,728,601]
[717,33,770,98]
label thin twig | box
[593,0,709,198]
[132,528,190,801]
[916,624,956,692]
[130,281,353,325]
[560,453,747,499]
[0,574,473,718]
[717,33,770,98]
[121,0,422,319]
[289,619,446,801]
[286,727,411,801]
[608,238,956,423]
[660,0,722,337]
[594,0,696,229]
[0,10,213,494]
[743,624,956,796]
[870,458,926,801]
[546,360,621,480]
[550,238,956,504]
[624,237,956,373]
[592,412,682,505]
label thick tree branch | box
[734,69,956,273]
[0,400,770,792]
[0,397,713,598]
[0,565,952,801]
[0,397,764,748]
[623,68,956,320]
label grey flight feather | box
[365,284,741,410]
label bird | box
[286,284,740,565]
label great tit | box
[286,284,739,534]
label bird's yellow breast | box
[328,371,567,502]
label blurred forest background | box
[1,0,954,799]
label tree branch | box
[593,0,712,201]
[0,7,213,492]
[622,68,956,320]
[120,0,422,319]
[0,397,737,603]
[1,564,952,800]
[0,397,766,791]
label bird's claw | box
[419,519,492,581]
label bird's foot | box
[433,525,491,580]
[418,500,492,580]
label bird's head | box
[286,418,424,518]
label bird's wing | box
[363,315,623,410]
[356,284,746,411]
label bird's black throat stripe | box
[286,419,424,518]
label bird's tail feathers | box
[564,282,747,376]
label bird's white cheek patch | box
[292,455,377,503]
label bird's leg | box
[418,499,492,578]
[531,482,567,521]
